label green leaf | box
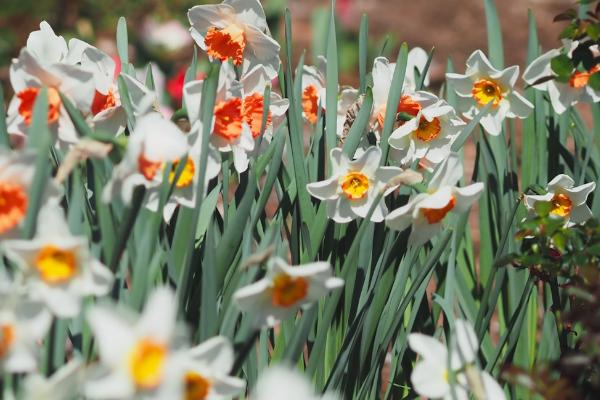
[550,54,574,79]
[483,0,504,68]
[0,85,10,148]
[325,2,339,154]
[358,14,368,94]
[589,71,600,90]
[116,17,129,69]
[533,200,552,217]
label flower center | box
[17,87,61,126]
[302,84,319,124]
[214,98,244,140]
[0,324,15,358]
[91,88,118,115]
[243,92,272,138]
[340,172,370,200]
[168,157,195,188]
[0,183,28,234]
[472,79,503,107]
[421,195,456,224]
[271,273,309,307]
[184,371,212,400]
[413,117,441,142]
[138,153,162,181]
[204,24,247,66]
[550,193,572,217]
[128,339,167,390]
[376,95,422,129]
[34,245,78,285]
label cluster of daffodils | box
[1,0,599,398]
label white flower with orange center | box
[523,40,600,115]
[188,0,280,79]
[85,287,185,399]
[301,56,327,124]
[524,174,596,225]
[233,257,344,327]
[385,153,483,246]
[3,204,113,318]
[388,93,465,168]
[102,112,190,205]
[7,48,96,148]
[253,365,340,400]
[409,319,506,400]
[0,291,51,374]
[183,70,255,174]
[0,149,62,239]
[306,147,421,223]
[446,50,533,136]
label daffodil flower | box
[301,56,327,124]
[3,204,113,318]
[523,40,600,115]
[0,149,62,239]
[85,287,186,399]
[253,365,340,400]
[0,291,51,373]
[233,257,344,327]
[183,67,255,174]
[102,112,190,205]
[7,48,96,148]
[306,147,421,223]
[409,319,506,400]
[446,50,533,136]
[385,153,483,246]
[388,93,465,168]
[188,0,280,79]
[524,174,596,225]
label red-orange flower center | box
[214,98,244,140]
[0,183,28,234]
[243,93,272,138]
[91,89,117,116]
[17,87,61,126]
[0,324,15,358]
[138,153,162,181]
[302,84,319,124]
[421,196,456,224]
[205,24,247,66]
[271,274,309,307]
[376,95,422,129]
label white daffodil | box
[523,40,600,114]
[233,257,344,327]
[446,50,533,136]
[388,92,464,168]
[0,149,62,239]
[188,0,280,79]
[524,174,596,225]
[306,146,421,223]
[405,47,431,92]
[85,287,186,399]
[386,153,483,246]
[409,319,506,400]
[3,204,113,318]
[301,56,327,124]
[0,294,51,373]
[23,358,84,400]
[337,87,360,138]
[169,336,245,400]
[102,112,189,205]
[183,68,254,174]
[23,21,90,66]
[7,48,95,148]
[253,365,340,400]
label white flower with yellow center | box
[233,257,344,327]
[388,93,465,168]
[23,358,84,400]
[445,50,533,136]
[3,205,113,318]
[523,40,600,115]
[409,319,506,400]
[102,112,190,205]
[524,174,596,225]
[253,365,340,400]
[188,0,280,79]
[7,48,96,148]
[183,69,254,174]
[85,287,184,399]
[306,147,420,223]
[169,336,245,400]
[0,292,51,374]
[385,153,483,246]
[0,149,62,239]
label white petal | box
[306,177,339,201]
[451,319,479,369]
[137,287,177,342]
[506,92,533,119]
[453,183,484,213]
[411,360,450,399]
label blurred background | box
[0,0,575,109]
